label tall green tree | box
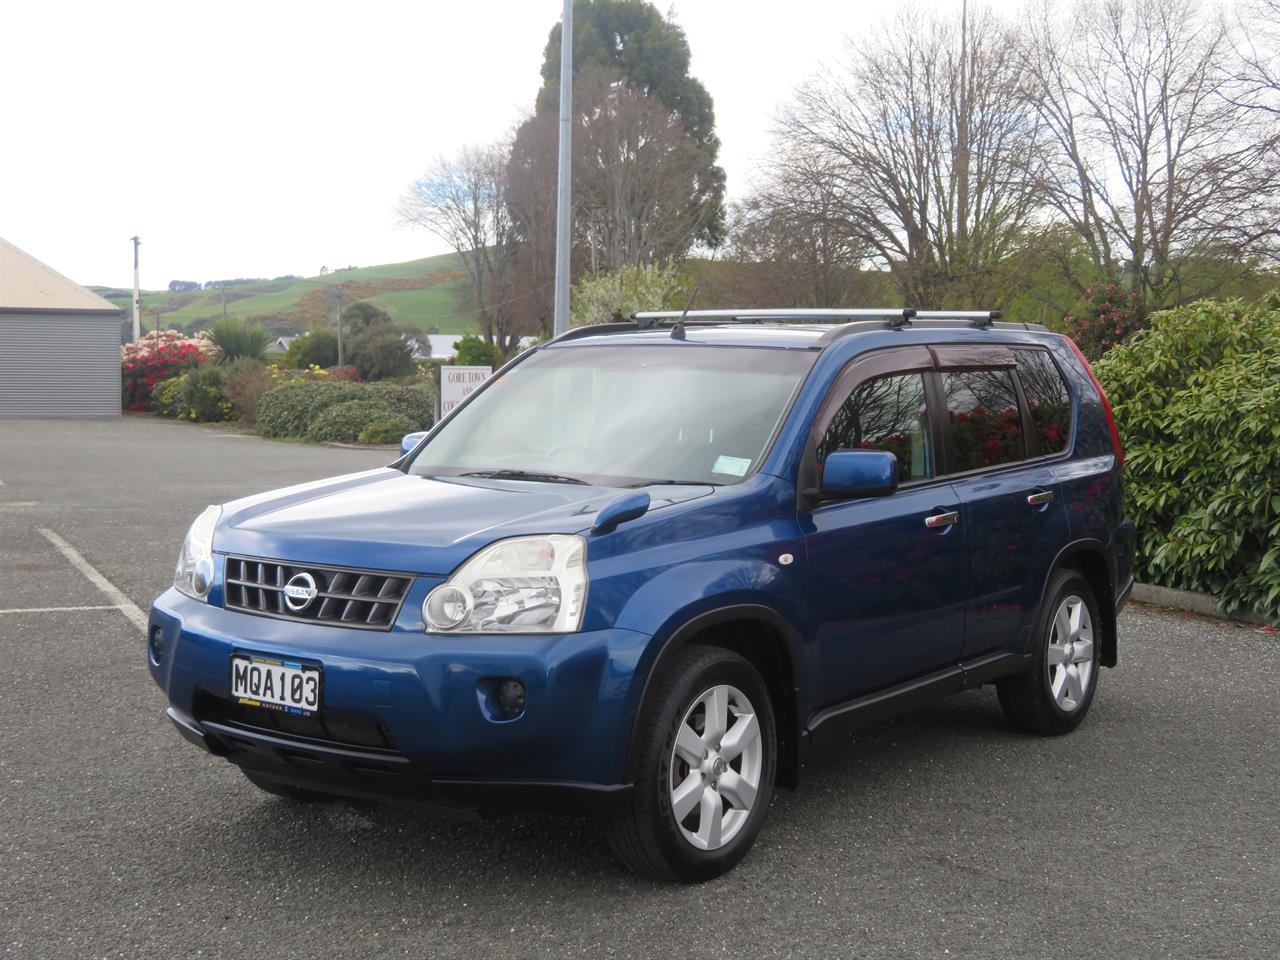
[536,0,720,157]
[505,0,725,336]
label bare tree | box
[1023,0,1280,311]
[778,5,1045,308]
[398,142,525,353]
[728,148,879,307]
[573,68,719,272]
[1234,0,1280,114]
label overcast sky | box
[2,0,1013,289]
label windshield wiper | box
[627,479,723,488]
[460,469,589,485]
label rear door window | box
[941,369,1027,471]
[1014,349,1072,455]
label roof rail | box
[912,309,1002,328]
[632,308,916,327]
[548,307,1020,349]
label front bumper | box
[148,588,649,813]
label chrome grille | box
[223,556,412,630]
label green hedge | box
[1095,293,1280,621]
[305,400,401,444]
[362,384,434,429]
[358,417,416,445]
[255,380,366,438]
[255,380,433,441]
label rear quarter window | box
[1014,349,1072,455]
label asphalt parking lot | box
[1,416,1277,959]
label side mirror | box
[400,431,429,456]
[591,491,651,534]
[820,449,899,499]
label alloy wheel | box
[1047,594,1095,712]
[668,684,764,851]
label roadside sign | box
[440,365,492,418]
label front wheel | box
[998,570,1102,735]
[606,645,777,881]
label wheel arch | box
[1047,539,1118,668]
[622,604,804,789]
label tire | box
[998,570,1102,735]
[241,769,331,802]
[606,644,777,882]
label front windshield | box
[408,343,815,487]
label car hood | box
[214,467,712,574]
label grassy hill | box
[97,253,479,335]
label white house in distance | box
[410,334,538,360]
[0,237,122,416]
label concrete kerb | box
[1131,582,1275,628]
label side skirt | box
[800,652,1029,753]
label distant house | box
[410,334,539,361]
[266,335,297,356]
[0,236,122,416]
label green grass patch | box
[111,253,479,333]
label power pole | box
[552,0,573,336]
[130,236,141,342]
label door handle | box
[924,511,959,529]
[1026,490,1056,506]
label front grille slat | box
[223,555,413,631]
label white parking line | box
[37,528,148,632]
[0,604,122,614]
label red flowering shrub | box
[950,406,1026,469]
[1061,282,1143,360]
[121,330,211,410]
[327,365,364,382]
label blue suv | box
[148,308,1134,881]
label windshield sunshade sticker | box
[711,455,751,477]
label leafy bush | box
[150,375,185,417]
[1095,293,1280,620]
[305,400,401,443]
[1061,282,1144,360]
[255,380,365,438]
[150,367,232,422]
[342,300,393,331]
[363,384,434,429]
[451,334,500,367]
[175,365,232,421]
[570,262,692,327]
[223,358,275,422]
[327,365,363,382]
[347,325,416,381]
[283,330,339,370]
[121,329,210,410]
[357,417,416,445]
[208,317,272,364]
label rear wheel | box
[998,570,1101,735]
[606,645,777,881]
[241,769,331,802]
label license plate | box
[231,654,321,716]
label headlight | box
[423,534,587,633]
[174,505,221,601]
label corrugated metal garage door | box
[0,313,121,416]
